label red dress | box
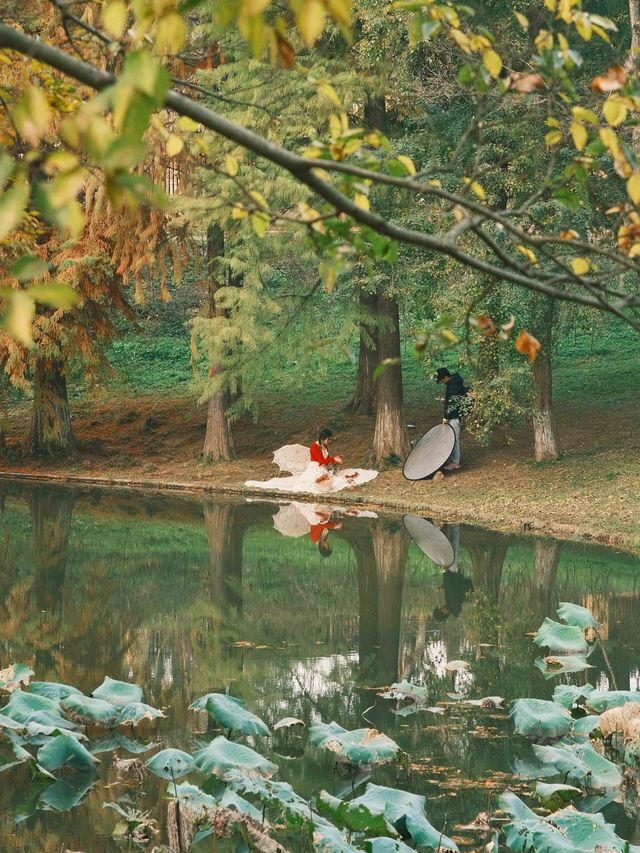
[309,441,338,466]
[309,521,341,544]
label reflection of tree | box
[344,519,409,684]
[464,528,508,604]
[204,499,245,614]
[30,487,75,614]
[530,539,561,622]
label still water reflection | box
[0,483,639,851]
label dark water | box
[0,483,639,851]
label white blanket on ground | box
[245,461,378,495]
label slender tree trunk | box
[353,534,378,671]
[203,500,244,612]
[531,539,561,617]
[372,520,409,683]
[350,290,379,415]
[627,0,640,71]
[373,296,409,466]
[466,533,508,604]
[202,223,235,462]
[28,358,75,457]
[531,297,559,462]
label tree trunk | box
[531,297,560,462]
[372,519,409,683]
[531,539,561,616]
[353,534,378,672]
[373,296,409,466]
[466,532,508,604]
[203,500,244,613]
[350,289,379,415]
[202,223,235,462]
[29,358,75,457]
[627,0,640,71]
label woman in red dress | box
[309,427,343,467]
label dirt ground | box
[2,391,639,551]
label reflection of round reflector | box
[403,515,455,568]
[403,423,455,480]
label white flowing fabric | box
[246,460,378,495]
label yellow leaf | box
[546,117,560,127]
[353,192,370,210]
[101,0,128,38]
[575,13,592,41]
[603,97,627,127]
[14,85,51,147]
[599,127,619,155]
[544,129,562,146]
[225,153,239,176]
[463,177,486,199]
[514,11,529,29]
[626,172,640,205]
[325,0,351,26]
[483,49,502,79]
[516,244,538,265]
[231,205,248,219]
[154,11,186,54]
[249,190,269,210]
[317,81,342,108]
[449,28,471,53]
[543,0,556,9]
[0,171,30,240]
[571,106,598,124]
[396,155,416,176]
[4,290,35,346]
[319,260,337,291]
[329,113,342,140]
[570,120,588,151]
[178,116,200,132]
[570,257,590,275]
[166,134,184,157]
[250,210,270,237]
[535,29,553,52]
[297,0,327,46]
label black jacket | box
[444,372,468,420]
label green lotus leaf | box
[310,722,399,766]
[273,717,305,731]
[500,791,639,853]
[3,690,79,731]
[0,663,34,692]
[552,684,595,709]
[511,699,573,739]
[557,602,598,630]
[533,741,621,792]
[313,823,364,853]
[193,736,276,779]
[533,782,581,810]
[39,771,98,812]
[378,680,428,704]
[570,715,601,739]
[0,736,32,773]
[37,732,100,772]
[364,839,418,853]
[534,655,593,679]
[534,618,588,655]
[347,784,459,851]
[61,693,119,726]
[170,782,217,813]
[114,702,165,726]
[219,787,264,822]
[90,733,158,755]
[317,790,397,836]
[227,771,317,828]
[29,682,83,701]
[189,693,269,737]
[0,712,27,732]
[586,690,640,713]
[145,748,194,780]
[92,677,143,707]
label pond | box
[0,483,639,851]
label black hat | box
[435,367,450,383]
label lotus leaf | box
[145,748,195,779]
[273,717,305,731]
[500,792,640,853]
[364,840,415,853]
[3,690,79,731]
[570,715,601,739]
[190,692,269,736]
[92,677,143,707]
[534,655,593,678]
[347,784,458,851]
[377,680,428,704]
[227,771,317,828]
[510,698,573,739]
[586,690,640,713]
[552,683,594,710]
[38,732,100,772]
[317,790,397,837]
[114,702,165,726]
[219,788,264,822]
[534,618,588,655]
[313,823,365,853]
[0,737,32,773]
[533,741,621,791]
[193,736,276,779]
[90,733,158,755]
[0,663,34,692]
[61,694,119,726]
[0,712,27,732]
[29,681,82,701]
[557,602,598,630]
[170,782,217,813]
[533,782,581,810]
[310,722,399,766]
[40,772,98,812]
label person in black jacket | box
[435,367,468,471]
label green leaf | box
[534,618,588,654]
[533,782,581,810]
[26,283,79,309]
[193,736,276,779]
[92,677,143,707]
[557,602,598,629]
[3,690,79,731]
[28,682,83,702]
[3,291,35,346]
[534,655,593,679]
[378,680,428,704]
[511,698,573,739]
[114,702,165,726]
[310,722,399,766]
[38,733,100,772]
[8,257,48,283]
[39,772,98,812]
[0,170,30,240]
[90,733,157,755]
[227,772,315,828]
[552,683,594,710]
[586,690,640,713]
[317,790,396,836]
[145,748,195,779]
[0,663,34,692]
[533,741,621,792]
[364,840,415,853]
[121,51,169,104]
[61,694,119,726]
[190,693,269,736]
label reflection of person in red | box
[309,508,343,557]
